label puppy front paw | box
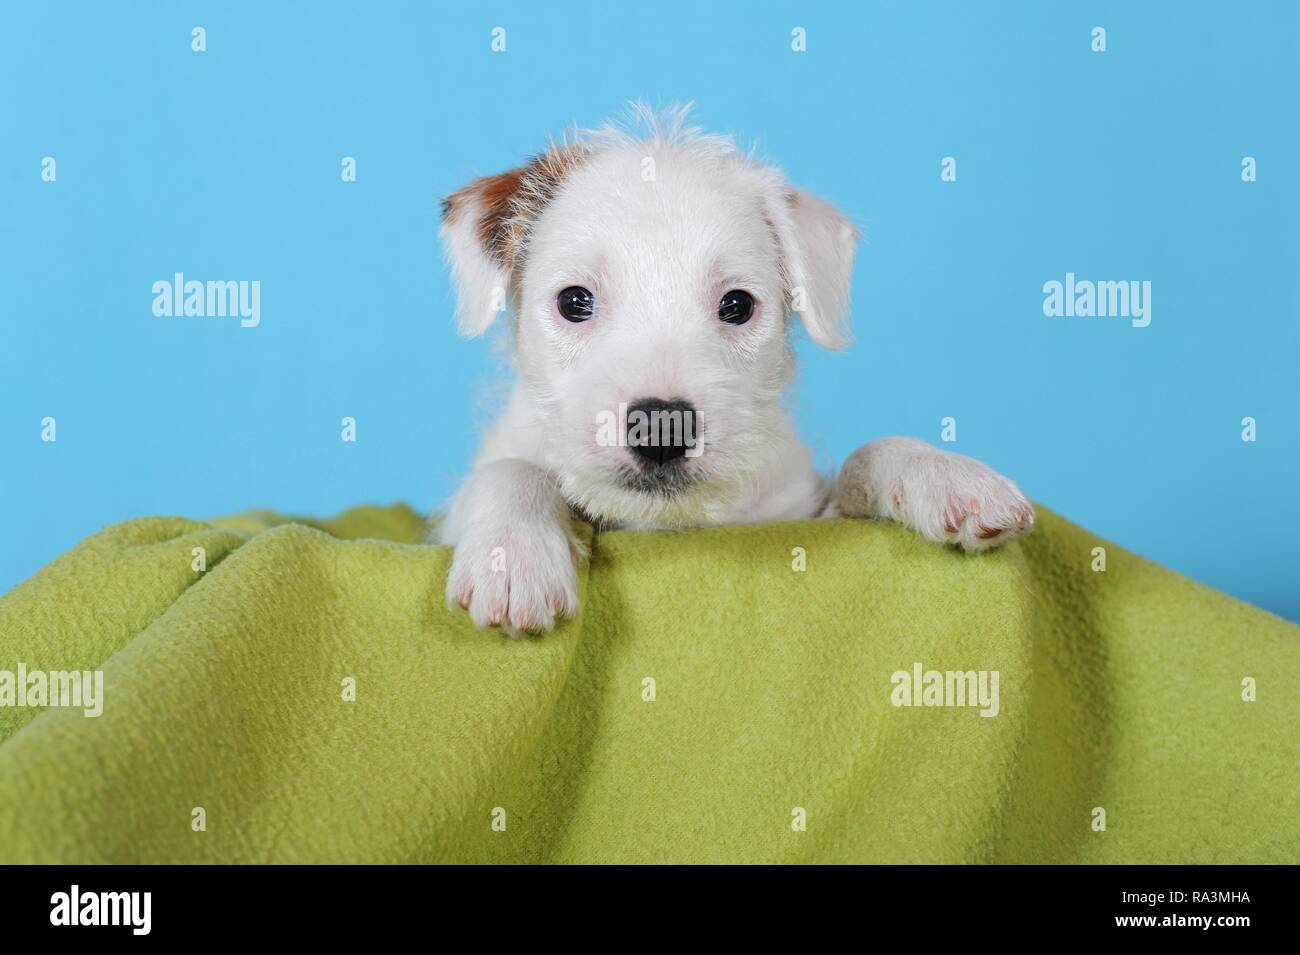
[837,439,1036,553]
[445,521,581,635]
[930,458,1034,552]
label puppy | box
[437,107,1033,634]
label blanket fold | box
[0,504,1294,863]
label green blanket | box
[0,504,1295,864]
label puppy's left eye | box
[718,290,754,325]
[557,286,595,322]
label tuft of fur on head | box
[583,101,745,159]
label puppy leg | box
[831,437,1034,552]
[439,459,583,634]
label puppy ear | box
[440,145,590,338]
[774,188,859,350]
[439,168,525,337]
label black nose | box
[625,398,700,467]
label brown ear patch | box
[441,144,589,270]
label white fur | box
[438,107,1033,634]
[444,192,511,337]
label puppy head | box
[441,107,858,525]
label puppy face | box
[442,111,858,526]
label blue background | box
[2,1,1297,620]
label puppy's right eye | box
[718,289,755,325]
[557,286,595,322]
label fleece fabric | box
[0,504,1295,864]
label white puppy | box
[437,107,1033,634]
